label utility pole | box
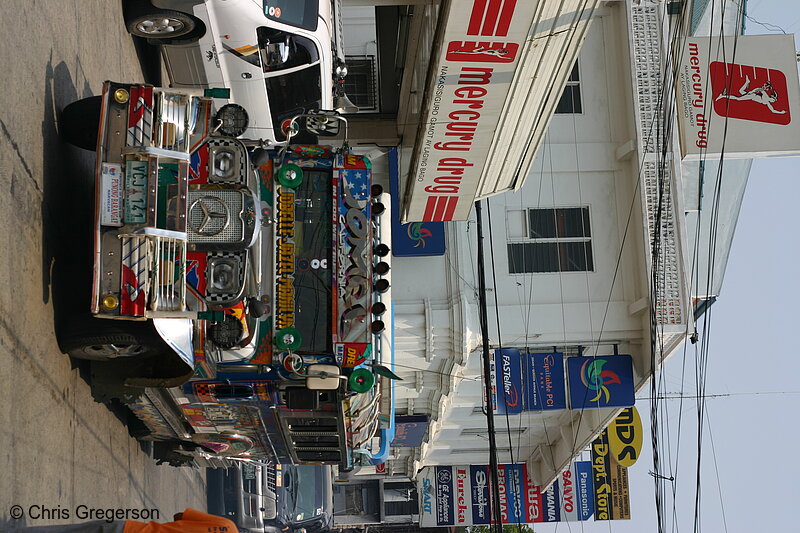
[475,200,505,533]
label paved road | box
[0,1,206,527]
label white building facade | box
[333,0,754,527]
[383,0,694,486]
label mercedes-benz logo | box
[189,196,230,236]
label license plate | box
[125,160,149,223]
[100,163,123,227]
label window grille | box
[344,55,378,111]
[507,207,594,273]
[555,62,582,114]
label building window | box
[461,427,527,437]
[452,447,512,455]
[344,55,378,112]
[555,63,581,114]
[507,207,593,273]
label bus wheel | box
[127,10,196,40]
[274,327,302,351]
[276,164,304,189]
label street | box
[0,1,206,527]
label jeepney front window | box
[263,0,319,31]
[292,170,333,353]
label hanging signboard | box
[470,465,492,525]
[567,355,635,410]
[541,480,561,522]
[559,466,579,521]
[676,34,800,159]
[420,462,601,526]
[402,0,538,222]
[591,431,613,521]
[389,148,446,256]
[391,414,431,447]
[492,349,524,414]
[609,461,631,520]
[607,406,643,467]
[591,429,631,521]
[435,466,455,526]
[524,352,566,410]
[575,461,595,521]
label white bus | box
[124,0,351,141]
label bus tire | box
[127,9,196,40]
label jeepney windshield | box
[292,169,333,353]
[263,0,319,31]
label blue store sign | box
[389,149,446,256]
[524,352,566,410]
[567,355,635,409]
[493,349,523,414]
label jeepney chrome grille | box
[187,190,245,244]
[263,464,276,494]
[120,234,187,312]
[155,92,191,152]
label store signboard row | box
[418,407,643,526]
[418,462,595,527]
[490,349,635,413]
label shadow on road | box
[42,57,157,460]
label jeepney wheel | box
[274,327,302,351]
[58,319,167,362]
[126,10,196,39]
[60,96,101,151]
[276,164,304,189]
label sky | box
[535,2,800,532]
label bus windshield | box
[263,0,319,31]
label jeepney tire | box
[126,9,196,40]
[60,96,101,151]
[58,319,167,362]
[153,441,197,467]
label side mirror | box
[303,111,341,137]
[305,364,345,390]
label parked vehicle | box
[58,80,257,390]
[59,81,396,468]
[271,464,333,533]
[208,462,278,532]
[122,0,355,141]
[128,141,397,469]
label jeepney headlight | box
[113,88,129,104]
[215,104,249,137]
[210,146,239,182]
[207,256,242,295]
[101,294,119,310]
